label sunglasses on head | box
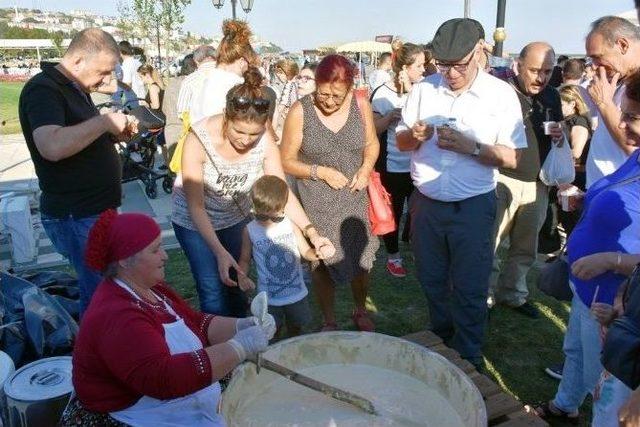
[229,96,270,114]
[254,213,286,223]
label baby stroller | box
[96,100,173,199]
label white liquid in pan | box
[231,363,465,427]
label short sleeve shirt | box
[371,84,411,173]
[18,65,122,218]
[396,69,527,202]
[247,217,307,306]
[121,57,146,101]
[586,84,635,188]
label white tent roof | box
[336,41,391,53]
[0,39,71,49]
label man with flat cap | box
[396,18,526,370]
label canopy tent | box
[336,40,392,53]
[317,44,339,53]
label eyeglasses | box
[315,91,347,103]
[621,111,640,123]
[229,96,271,114]
[254,213,286,222]
[435,51,476,73]
[296,75,315,83]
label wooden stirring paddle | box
[246,355,378,416]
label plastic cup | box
[559,186,580,212]
[543,121,557,135]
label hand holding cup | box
[557,184,583,212]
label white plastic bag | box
[539,136,575,186]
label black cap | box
[468,18,485,40]
[431,18,481,62]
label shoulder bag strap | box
[190,127,252,219]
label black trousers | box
[380,171,414,254]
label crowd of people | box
[1,59,40,78]
[14,1,640,424]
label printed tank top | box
[171,121,265,231]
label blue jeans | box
[40,214,103,316]
[410,190,496,363]
[592,372,633,427]
[553,294,603,413]
[173,221,248,316]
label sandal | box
[352,308,375,332]
[533,401,579,424]
[320,322,338,332]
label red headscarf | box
[85,210,161,272]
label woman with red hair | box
[280,54,380,331]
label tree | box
[51,31,64,57]
[130,0,191,74]
[116,0,136,41]
[259,44,283,54]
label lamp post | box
[493,0,507,57]
[154,1,163,72]
[212,0,254,20]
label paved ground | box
[0,133,178,271]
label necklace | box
[115,277,161,306]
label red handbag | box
[367,171,396,235]
[354,91,396,236]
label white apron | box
[110,279,224,427]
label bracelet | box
[302,223,316,238]
[310,164,319,181]
[615,251,622,273]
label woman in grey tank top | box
[172,66,334,317]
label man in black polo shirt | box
[489,42,564,318]
[19,28,134,315]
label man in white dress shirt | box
[395,18,526,369]
[585,16,640,188]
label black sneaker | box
[513,302,540,319]
[545,362,563,380]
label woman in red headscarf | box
[61,210,275,426]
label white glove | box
[228,325,268,361]
[235,316,258,333]
[260,313,277,341]
[250,292,277,340]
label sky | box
[2,0,637,54]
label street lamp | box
[493,0,507,57]
[211,0,254,20]
[240,0,254,13]
[154,1,163,72]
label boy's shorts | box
[268,296,311,329]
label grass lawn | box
[163,241,583,426]
[1,81,24,135]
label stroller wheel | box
[162,176,173,194]
[145,182,158,199]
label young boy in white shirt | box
[238,175,333,337]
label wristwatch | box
[471,142,482,157]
